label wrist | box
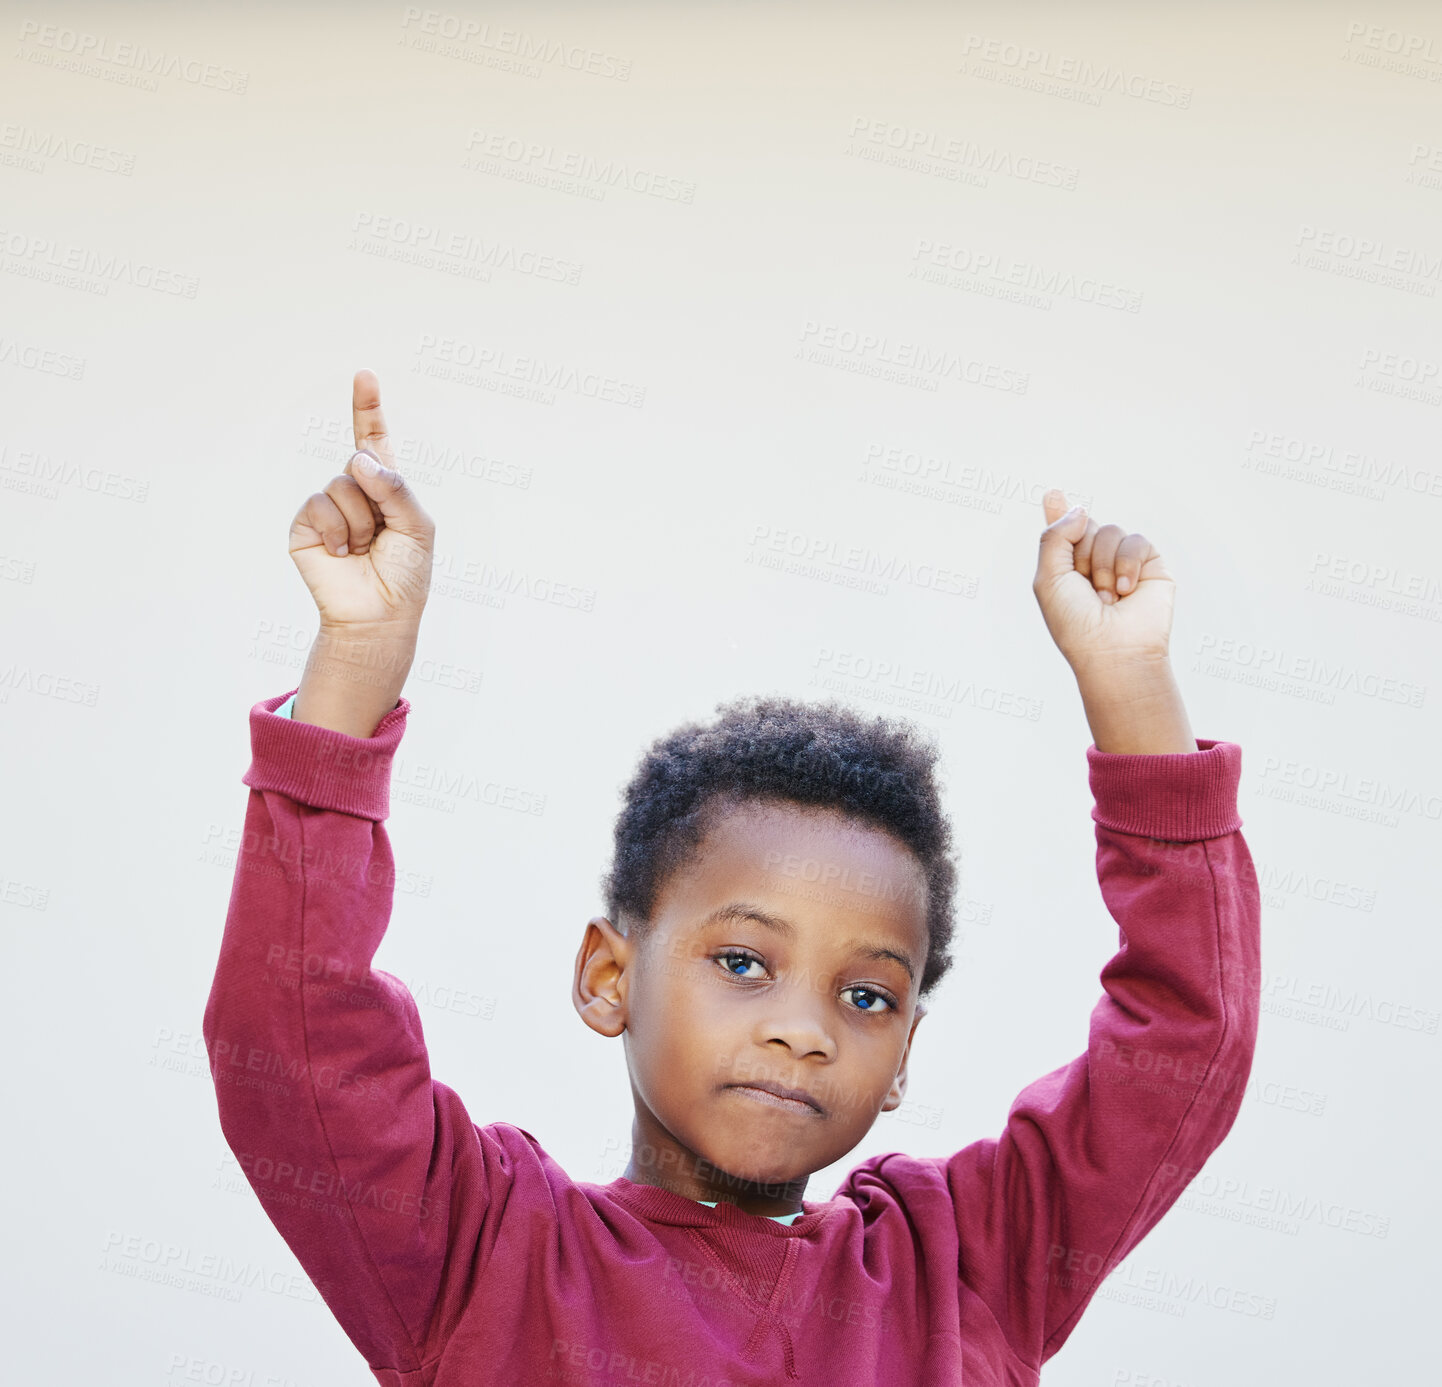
[1068,647,1173,682]
[316,618,422,648]
[313,622,416,675]
[1070,655,1196,755]
[293,625,417,738]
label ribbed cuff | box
[1086,738,1242,841]
[241,687,411,821]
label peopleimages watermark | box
[1293,224,1439,298]
[223,1148,434,1221]
[844,116,1079,190]
[0,662,99,707]
[0,439,148,504]
[461,129,695,202]
[0,870,48,910]
[797,319,1029,395]
[0,334,85,380]
[0,545,37,579]
[858,443,1094,517]
[429,548,597,614]
[298,413,533,490]
[0,226,199,297]
[1407,142,1442,190]
[208,1030,380,1100]
[548,1338,736,1387]
[1341,20,1442,83]
[1242,428,1442,503]
[1255,967,1438,1036]
[100,1230,313,1304]
[1044,1244,1277,1319]
[760,848,925,909]
[413,333,647,408]
[1354,345,1442,406]
[15,21,248,93]
[746,523,978,598]
[958,35,1193,108]
[1253,857,1376,913]
[1254,752,1441,828]
[348,211,582,286]
[909,238,1143,313]
[1305,549,1442,626]
[398,7,633,81]
[164,1352,305,1387]
[380,750,548,818]
[1191,632,1426,708]
[809,647,1044,725]
[0,121,136,176]
[1168,1162,1390,1238]
[248,624,483,701]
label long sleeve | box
[201,688,514,1384]
[941,737,1260,1370]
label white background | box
[2,3,1438,1383]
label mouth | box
[725,1081,825,1116]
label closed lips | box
[728,1082,823,1114]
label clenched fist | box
[1032,488,1176,671]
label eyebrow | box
[698,902,917,983]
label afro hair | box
[600,693,958,999]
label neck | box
[623,1143,809,1218]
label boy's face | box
[574,798,932,1212]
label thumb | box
[1035,499,1089,588]
[345,450,431,541]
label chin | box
[700,1137,814,1192]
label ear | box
[573,915,633,1038]
[879,1000,927,1112]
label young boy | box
[204,370,1260,1387]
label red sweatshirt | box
[203,688,1260,1387]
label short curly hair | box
[600,694,957,999]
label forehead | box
[654,798,930,948]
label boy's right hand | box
[289,369,436,633]
[284,370,436,738]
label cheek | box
[670,990,767,1091]
[633,966,726,1060]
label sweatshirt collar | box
[603,1176,832,1235]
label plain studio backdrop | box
[3,2,1438,1382]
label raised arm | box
[943,736,1260,1365]
[203,690,506,1374]
[202,372,504,1375]
[950,491,1258,1365]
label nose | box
[754,990,837,1061]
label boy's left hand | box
[1032,488,1175,670]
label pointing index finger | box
[352,367,395,469]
